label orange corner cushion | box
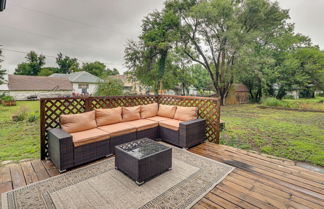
[70,128,110,147]
[124,119,158,131]
[174,106,198,121]
[122,106,141,122]
[60,111,97,133]
[98,123,136,137]
[159,119,183,131]
[146,116,170,122]
[157,104,177,119]
[141,103,158,119]
[95,107,122,126]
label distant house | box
[50,71,103,95]
[109,75,147,95]
[0,75,73,100]
[225,83,250,105]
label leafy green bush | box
[283,95,295,100]
[0,93,6,99]
[262,97,295,108]
[12,106,29,122]
[95,78,124,96]
[28,114,38,123]
[2,96,15,101]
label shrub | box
[262,97,283,107]
[0,92,6,99]
[12,106,30,122]
[95,78,124,96]
[2,95,15,101]
[28,114,38,123]
[283,95,295,100]
[262,97,295,108]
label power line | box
[9,3,129,36]
[1,24,112,52]
[1,47,117,67]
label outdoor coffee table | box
[115,138,172,185]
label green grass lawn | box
[1,101,323,167]
[220,104,324,166]
[0,101,40,163]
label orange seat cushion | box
[141,103,158,119]
[70,128,110,147]
[98,123,136,137]
[95,107,122,126]
[157,104,177,118]
[159,119,183,131]
[174,106,198,121]
[122,106,141,122]
[60,111,97,133]
[124,119,158,131]
[146,116,170,122]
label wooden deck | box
[1,143,323,209]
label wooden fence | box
[40,95,220,159]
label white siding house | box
[0,75,73,100]
[50,71,103,95]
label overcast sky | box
[0,0,323,75]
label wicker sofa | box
[48,103,205,172]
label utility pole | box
[0,0,6,12]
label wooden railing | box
[40,95,220,159]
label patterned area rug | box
[1,145,234,209]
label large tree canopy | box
[14,51,46,76]
[125,0,323,103]
[56,53,80,74]
[125,8,180,95]
[169,0,290,104]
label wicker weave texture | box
[40,95,220,159]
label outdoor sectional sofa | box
[48,103,205,172]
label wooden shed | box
[225,83,250,105]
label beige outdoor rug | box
[1,145,234,209]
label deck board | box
[0,143,323,208]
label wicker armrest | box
[179,118,206,148]
[48,128,74,172]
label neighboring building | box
[50,71,103,95]
[109,75,147,95]
[225,83,250,105]
[0,75,73,100]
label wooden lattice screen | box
[40,95,220,159]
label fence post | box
[84,97,91,112]
[40,99,46,160]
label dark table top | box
[116,138,171,159]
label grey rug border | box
[1,144,235,209]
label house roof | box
[50,71,103,83]
[8,75,73,91]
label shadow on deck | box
[1,143,323,209]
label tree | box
[101,68,120,77]
[124,8,180,94]
[190,64,213,95]
[0,49,6,85]
[38,68,57,76]
[81,61,106,77]
[95,78,124,96]
[56,53,79,74]
[280,47,324,97]
[14,51,46,75]
[168,0,290,104]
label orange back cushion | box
[95,107,122,126]
[141,103,158,119]
[174,106,198,121]
[157,104,177,118]
[122,106,141,122]
[60,111,97,133]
